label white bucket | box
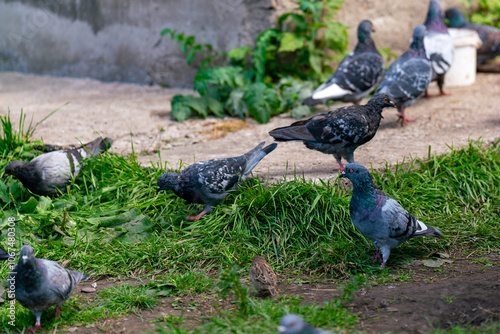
[445,28,483,87]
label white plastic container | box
[445,28,483,87]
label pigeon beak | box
[156,186,161,195]
[22,255,28,264]
[389,100,396,108]
[2,173,8,179]
[339,170,346,178]
[277,326,286,333]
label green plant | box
[457,0,500,28]
[216,264,250,316]
[164,0,348,123]
[160,29,215,67]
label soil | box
[1,71,500,333]
[68,253,500,333]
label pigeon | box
[156,142,277,221]
[445,8,500,65]
[376,25,432,125]
[4,137,113,196]
[423,0,455,97]
[269,93,395,172]
[249,255,278,298]
[340,163,442,268]
[303,20,384,106]
[8,245,89,331]
[278,314,336,334]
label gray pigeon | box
[376,25,432,125]
[303,20,384,106]
[340,163,442,268]
[4,137,112,196]
[423,0,454,97]
[8,245,89,331]
[445,8,500,65]
[269,93,395,172]
[278,314,336,334]
[156,142,277,221]
[250,255,278,298]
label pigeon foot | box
[28,324,42,332]
[186,210,207,221]
[54,305,61,320]
[380,262,386,269]
[397,113,415,126]
[372,250,382,262]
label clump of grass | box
[97,283,159,314]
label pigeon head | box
[407,25,427,57]
[425,0,447,33]
[19,244,35,265]
[4,160,26,179]
[339,163,375,187]
[358,20,374,42]
[278,314,312,334]
[367,93,396,111]
[156,172,179,194]
[445,8,467,28]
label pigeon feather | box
[278,314,336,334]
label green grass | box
[0,112,499,333]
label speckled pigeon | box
[8,245,89,331]
[303,20,384,106]
[4,137,112,196]
[340,163,442,268]
[269,93,395,172]
[278,314,336,334]
[250,255,278,298]
[423,0,454,96]
[376,25,432,125]
[156,142,277,221]
[445,8,500,65]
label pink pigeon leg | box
[54,305,61,320]
[397,106,414,126]
[380,262,386,269]
[28,313,42,331]
[372,250,382,262]
[186,210,207,221]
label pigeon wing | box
[195,157,246,194]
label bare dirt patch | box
[66,254,500,333]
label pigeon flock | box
[3,0,498,332]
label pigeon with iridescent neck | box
[423,0,454,97]
[8,245,89,331]
[340,163,442,268]
[156,142,277,221]
[376,25,432,125]
[445,8,499,65]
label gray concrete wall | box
[0,0,290,87]
[0,0,465,87]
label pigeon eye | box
[349,169,354,173]
[162,182,166,185]
[289,322,295,327]
[383,98,387,102]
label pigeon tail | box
[411,219,442,238]
[243,142,277,176]
[80,137,113,157]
